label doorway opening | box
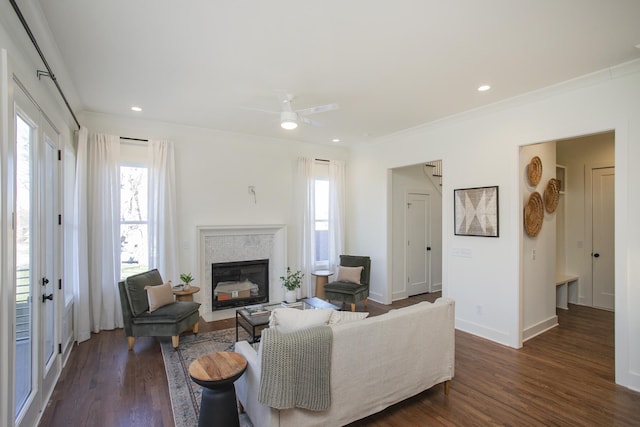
[390,161,443,301]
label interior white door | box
[406,193,430,296]
[592,167,614,311]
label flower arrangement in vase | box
[180,273,194,290]
[280,267,303,303]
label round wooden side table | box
[189,351,247,427]
[173,285,200,302]
[312,270,334,299]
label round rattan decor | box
[544,178,560,213]
[524,191,544,237]
[527,156,543,186]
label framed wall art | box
[454,186,499,237]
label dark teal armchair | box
[324,255,371,312]
[118,269,200,350]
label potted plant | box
[180,273,194,290]
[280,267,303,303]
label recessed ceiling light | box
[477,85,491,92]
[332,138,340,143]
[131,106,142,112]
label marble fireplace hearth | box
[197,225,287,322]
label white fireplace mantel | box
[196,225,287,321]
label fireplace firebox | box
[211,259,269,310]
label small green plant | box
[280,267,304,291]
[180,273,194,285]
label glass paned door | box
[13,84,62,427]
[14,113,33,418]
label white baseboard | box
[523,315,558,342]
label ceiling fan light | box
[281,120,298,130]
[280,111,298,130]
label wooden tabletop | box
[188,352,247,383]
[172,285,200,296]
[311,270,333,277]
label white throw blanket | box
[258,326,333,411]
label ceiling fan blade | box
[300,116,322,127]
[237,105,280,115]
[296,103,339,116]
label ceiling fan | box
[248,93,339,130]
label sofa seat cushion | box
[132,301,200,324]
[324,281,368,295]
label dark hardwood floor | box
[39,295,640,426]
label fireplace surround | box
[197,225,286,321]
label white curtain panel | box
[328,160,346,272]
[296,157,316,298]
[73,131,122,342]
[72,126,91,342]
[147,139,179,284]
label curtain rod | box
[120,136,149,142]
[9,0,81,130]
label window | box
[314,162,330,266]
[120,165,149,279]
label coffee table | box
[235,297,338,342]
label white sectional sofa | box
[234,298,455,427]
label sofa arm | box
[234,340,277,427]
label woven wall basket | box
[544,178,560,213]
[527,156,543,187]
[524,191,544,237]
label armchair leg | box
[172,336,179,349]
[444,380,451,395]
[364,298,368,308]
[193,321,199,335]
[127,336,135,351]
[350,303,356,312]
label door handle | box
[42,293,53,303]
[593,253,600,258]
[42,277,49,286]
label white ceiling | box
[36,0,640,145]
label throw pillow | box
[145,283,175,312]
[328,310,369,325]
[268,308,333,333]
[336,265,364,284]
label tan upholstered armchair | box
[118,269,200,350]
[324,255,371,312]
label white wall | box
[1,4,79,425]
[79,112,349,286]
[557,132,615,306]
[391,164,442,299]
[520,141,557,341]
[347,60,640,391]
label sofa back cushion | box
[339,255,371,286]
[125,269,164,316]
[268,308,334,333]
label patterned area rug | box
[160,327,253,427]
